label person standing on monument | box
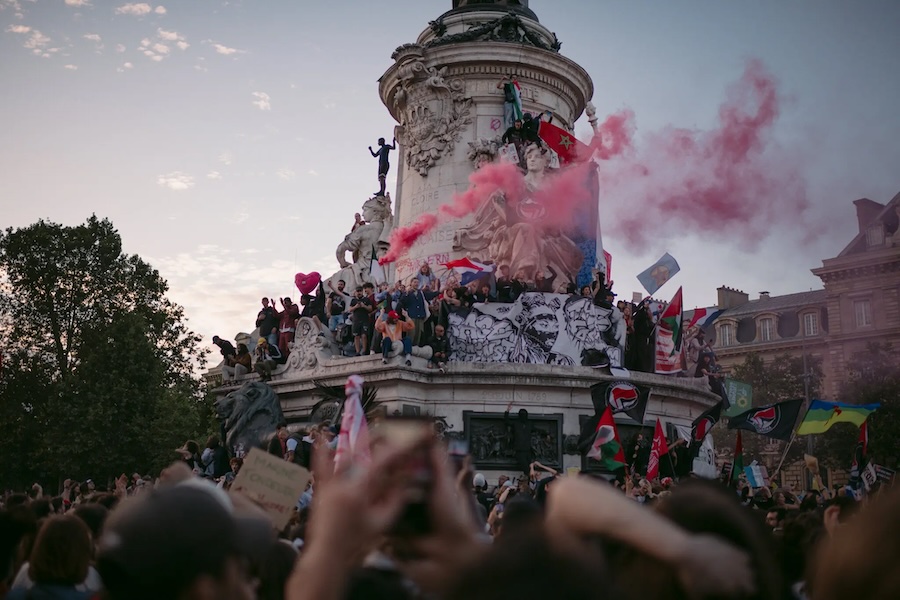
[368,136,396,197]
[504,402,534,476]
[274,297,300,358]
[255,298,279,347]
[497,75,520,130]
[399,277,439,346]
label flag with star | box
[538,120,589,165]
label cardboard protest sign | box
[230,448,310,529]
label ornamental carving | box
[425,13,561,52]
[391,45,473,176]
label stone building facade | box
[708,192,900,399]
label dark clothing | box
[371,143,396,175]
[534,266,557,293]
[206,446,230,479]
[256,307,278,338]
[504,411,533,473]
[502,82,517,103]
[350,297,374,324]
[502,125,527,145]
[496,278,513,302]
[328,291,347,316]
[400,289,438,319]
[215,340,236,359]
[428,335,450,363]
[267,435,285,459]
[509,280,528,302]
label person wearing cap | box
[96,480,273,600]
[254,336,284,382]
[375,309,414,366]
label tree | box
[711,352,823,471]
[0,217,210,490]
[816,343,900,470]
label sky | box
[2,0,900,350]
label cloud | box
[156,28,178,41]
[218,152,233,165]
[65,0,91,5]
[276,168,295,181]
[251,91,270,111]
[176,40,189,50]
[83,33,101,42]
[64,64,78,70]
[207,170,221,180]
[154,5,165,14]
[23,29,50,50]
[152,42,169,54]
[6,24,30,33]
[115,43,125,52]
[114,3,152,16]
[308,169,319,176]
[140,38,150,47]
[157,172,194,191]
[116,61,133,72]
[213,43,243,55]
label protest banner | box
[230,447,310,529]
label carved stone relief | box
[391,45,473,176]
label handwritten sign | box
[230,448,310,529]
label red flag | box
[537,120,590,165]
[647,419,670,480]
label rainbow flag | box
[796,400,880,435]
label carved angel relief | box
[392,46,472,176]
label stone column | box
[378,8,594,284]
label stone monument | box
[211,1,719,479]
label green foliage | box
[816,343,900,469]
[0,216,210,491]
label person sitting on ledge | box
[254,337,284,382]
[375,310,414,366]
[427,324,450,372]
[221,343,251,382]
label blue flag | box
[637,253,680,295]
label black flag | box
[591,381,650,425]
[691,401,723,443]
[727,399,804,441]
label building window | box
[854,299,872,327]
[866,225,884,248]
[804,312,819,336]
[719,323,734,347]
[759,317,775,342]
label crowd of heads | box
[3,421,897,600]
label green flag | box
[723,379,753,417]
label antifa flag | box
[591,381,650,425]
[691,401,723,443]
[727,399,804,441]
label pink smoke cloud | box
[600,59,809,250]
[380,59,805,266]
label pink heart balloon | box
[294,271,321,295]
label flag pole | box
[771,430,798,483]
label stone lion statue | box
[214,381,285,454]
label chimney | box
[717,286,749,310]
[759,291,770,300]
[853,198,885,235]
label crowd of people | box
[2,419,896,600]
[210,263,728,396]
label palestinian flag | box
[796,400,880,435]
[659,287,684,354]
[537,120,589,165]
[730,431,744,485]
[583,407,626,471]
